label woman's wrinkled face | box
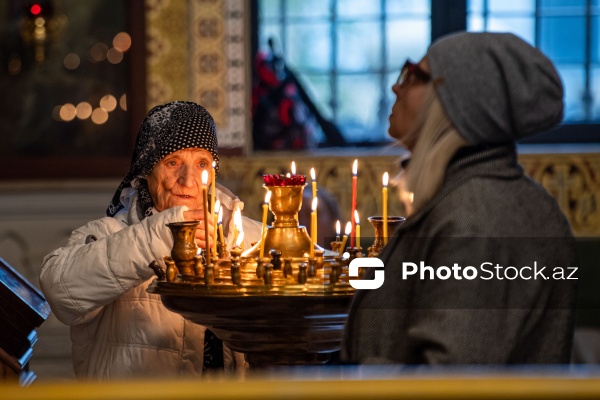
[146,148,213,212]
[388,57,430,150]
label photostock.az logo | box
[349,258,385,290]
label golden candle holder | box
[165,221,199,278]
[244,184,324,258]
[147,177,355,367]
[366,216,406,257]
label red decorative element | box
[279,97,293,126]
[263,174,306,186]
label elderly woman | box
[341,32,578,365]
[40,101,261,379]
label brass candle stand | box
[148,180,357,367]
[148,174,406,366]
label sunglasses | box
[396,60,431,88]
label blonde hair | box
[395,84,468,215]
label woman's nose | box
[178,165,194,186]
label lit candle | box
[310,197,318,258]
[236,231,244,249]
[259,191,272,259]
[339,221,352,257]
[383,172,389,245]
[291,161,296,176]
[218,204,224,254]
[233,209,244,250]
[201,170,210,261]
[213,200,220,257]
[211,161,216,213]
[351,159,358,247]
[354,209,360,249]
[335,220,341,242]
[310,168,317,198]
[232,209,241,246]
[310,167,318,245]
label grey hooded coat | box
[341,145,578,365]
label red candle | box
[350,159,358,248]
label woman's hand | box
[183,209,215,249]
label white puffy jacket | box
[40,185,262,380]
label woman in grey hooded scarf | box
[341,32,578,365]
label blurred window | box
[468,0,600,124]
[257,0,431,146]
[257,0,599,146]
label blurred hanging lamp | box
[20,0,66,63]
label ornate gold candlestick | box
[166,221,200,278]
[367,216,406,256]
[243,184,323,259]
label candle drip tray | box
[147,276,355,367]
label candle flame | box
[201,170,208,185]
[218,206,223,224]
[233,209,243,231]
[352,159,358,176]
[236,231,244,247]
[291,161,296,175]
[214,200,221,215]
[310,167,316,181]
[344,221,352,235]
[383,172,389,187]
[212,161,216,168]
[354,209,360,225]
[311,197,318,211]
[264,191,272,204]
[336,220,341,235]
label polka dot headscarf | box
[107,101,219,217]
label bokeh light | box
[76,102,92,119]
[8,55,22,75]
[89,42,109,62]
[52,105,62,121]
[107,48,123,64]
[112,32,131,52]
[30,4,41,15]
[119,94,127,111]
[63,53,80,70]
[91,107,109,124]
[59,103,77,121]
[100,94,117,112]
